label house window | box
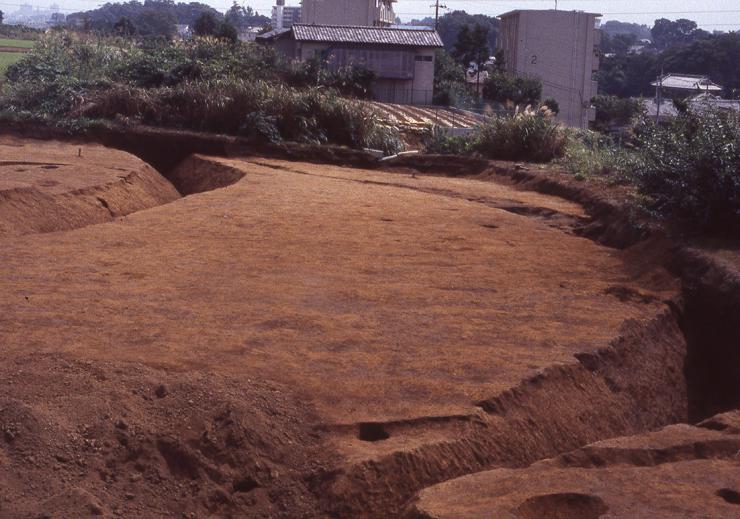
[415,55,433,62]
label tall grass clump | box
[559,130,636,182]
[474,106,567,162]
[630,109,739,230]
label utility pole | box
[431,0,446,29]
[655,67,664,124]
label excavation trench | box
[155,154,738,518]
[126,153,740,517]
[1,134,737,518]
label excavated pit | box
[0,137,182,236]
[0,139,737,518]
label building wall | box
[301,0,395,27]
[275,37,436,104]
[497,10,600,128]
[411,51,436,104]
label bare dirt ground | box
[0,137,179,236]
[0,139,736,518]
[407,410,740,518]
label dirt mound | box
[407,411,740,518]
[0,137,180,236]
[0,353,332,519]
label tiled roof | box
[651,74,723,91]
[290,24,443,47]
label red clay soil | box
[406,411,740,519]
[0,136,180,236]
[0,142,733,518]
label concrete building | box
[300,0,396,27]
[272,0,302,30]
[497,9,601,129]
[258,24,442,104]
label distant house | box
[650,74,723,97]
[690,93,740,113]
[238,27,262,42]
[258,24,443,105]
[175,24,191,39]
[643,92,738,123]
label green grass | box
[0,52,25,74]
[0,38,35,49]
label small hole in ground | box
[358,422,389,442]
[233,476,259,493]
[717,488,740,505]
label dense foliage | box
[600,21,651,40]
[409,10,498,53]
[598,30,739,98]
[427,108,566,162]
[424,105,738,233]
[0,35,401,154]
[64,0,269,38]
[482,71,542,107]
[631,109,739,229]
[0,23,41,40]
[591,95,645,132]
[452,23,489,70]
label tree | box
[591,95,644,132]
[217,21,238,43]
[193,11,219,36]
[453,23,490,95]
[114,16,136,36]
[597,31,738,98]
[483,72,542,107]
[433,49,467,105]
[416,10,498,53]
[225,1,247,30]
[652,18,700,50]
[0,10,4,25]
[453,25,472,64]
[135,9,176,37]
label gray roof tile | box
[290,24,443,47]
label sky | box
[5,0,740,31]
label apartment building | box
[497,10,601,129]
[272,0,302,30]
[300,0,396,27]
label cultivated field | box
[0,38,32,74]
[0,136,737,518]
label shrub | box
[591,95,644,132]
[559,130,635,181]
[0,35,400,153]
[630,109,739,229]
[482,72,542,107]
[424,127,476,155]
[77,78,402,154]
[474,107,566,162]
